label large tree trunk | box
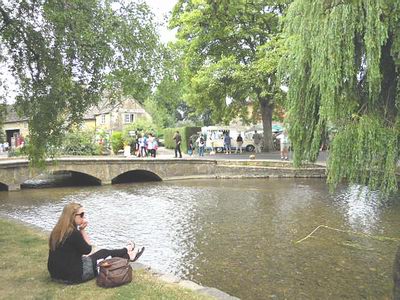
[380,35,397,123]
[260,98,274,152]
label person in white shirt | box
[147,134,155,158]
[277,130,290,160]
[196,134,206,157]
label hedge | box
[163,126,201,153]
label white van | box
[201,126,255,152]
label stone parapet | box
[0,157,326,191]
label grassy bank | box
[0,218,210,300]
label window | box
[101,114,106,124]
[124,113,135,123]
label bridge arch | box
[0,182,8,191]
[53,170,102,186]
[112,169,162,184]
[20,170,102,188]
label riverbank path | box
[156,147,328,165]
[0,147,328,165]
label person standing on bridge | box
[173,131,182,158]
[47,203,144,284]
[147,133,158,158]
[138,133,147,157]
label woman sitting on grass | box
[47,203,144,284]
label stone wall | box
[215,160,326,179]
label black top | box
[174,133,182,145]
[48,229,92,283]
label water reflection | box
[335,185,383,233]
[0,178,399,299]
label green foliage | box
[327,116,398,195]
[170,0,291,151]
[164,126,201,153]
[145,44,189,128]
[6,136,30,157]
[122,118,159,145]
[61,130,100,156]
[7,147,28,157]
[0,129,5,144]
[144,98,176,129]
[163,128,177,150]
[0,1,161,165]
[0,103,5,143]
[282,0,400,194]
[124,118,158,136]
[110,131,124,154]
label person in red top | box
[47,203,144,284]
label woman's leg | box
[89,248,129,275]
[89,248,129,262]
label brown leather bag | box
[96,257,132,288]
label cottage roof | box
[90,97,146,115]
[5,97,144,123]
[90,98,121,115]
[4,105,28,123]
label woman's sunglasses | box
[75,212,85,218]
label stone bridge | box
[0,157,326,191]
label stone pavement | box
[0,147,328,165]
[157,147,328,164]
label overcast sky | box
[1,0,178,104]
[145,0,177,43]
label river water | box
[0,178,399,299]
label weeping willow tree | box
[282,0,400,194]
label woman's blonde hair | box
[49,203,82,251]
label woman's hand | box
[79,219,88,230]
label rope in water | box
[295,224,400,244]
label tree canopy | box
[170,0,291,150]
[282,0,400,193]
[144,44,188,128]
[0,0,160,165]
